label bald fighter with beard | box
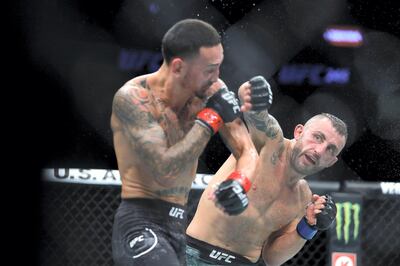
[186,77,347,266]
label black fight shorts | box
[186,235,265,266]
[112,198,187,266]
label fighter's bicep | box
[127,124,168,153]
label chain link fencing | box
[39,180,400,266]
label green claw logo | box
[335,202,361,244]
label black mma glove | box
[214,171,251,215]
[315,194,337,230]
[196,87,241,134]
[297,194,337,240]
[248,76,273,111]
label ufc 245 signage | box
[329,193,363,266]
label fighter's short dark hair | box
[161,19,221,64]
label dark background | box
[17,0,400,179]
[10,0,400,264]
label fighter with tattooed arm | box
[186,76,347,266]
[110,19,258,266]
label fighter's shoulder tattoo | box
[112,82,156,128]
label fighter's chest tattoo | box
[140,78,202,148]
[159,109,184,144]
[157,101,196,145]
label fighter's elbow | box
[262,257,283,266]
[262,250,286,266]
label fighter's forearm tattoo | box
[244,110,280,140]
[113,87,210,185]
[146,125,210,186]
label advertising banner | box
[329,192,363,266]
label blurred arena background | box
[11,0,400,265]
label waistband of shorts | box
[186,234,260,265]
[119,197,187,220]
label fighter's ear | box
[170,57,185,75]
[294,124,304,140]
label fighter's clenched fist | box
[297,194,337,240]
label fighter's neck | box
[147,67,191,112]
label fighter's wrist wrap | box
[227,171,251,192]
[196,108,223,135]
[297,217,318,240]
[196,86,241,135]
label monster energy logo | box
[335,202,361,244]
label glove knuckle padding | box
[215,179,248,215]
[315,194,337,230]
[216,190,234,202]
[248,76,273,111]
[249,76,266,86]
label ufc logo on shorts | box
[128,228,158,259]
[209,250,236,263]
[169,207,185,219]
[221,90,240,114]
[129,235,144,248]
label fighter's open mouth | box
[304,154,316,165]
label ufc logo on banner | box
[209,250,236,263]
[221,90,240,113]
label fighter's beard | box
[291,147,320,176]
